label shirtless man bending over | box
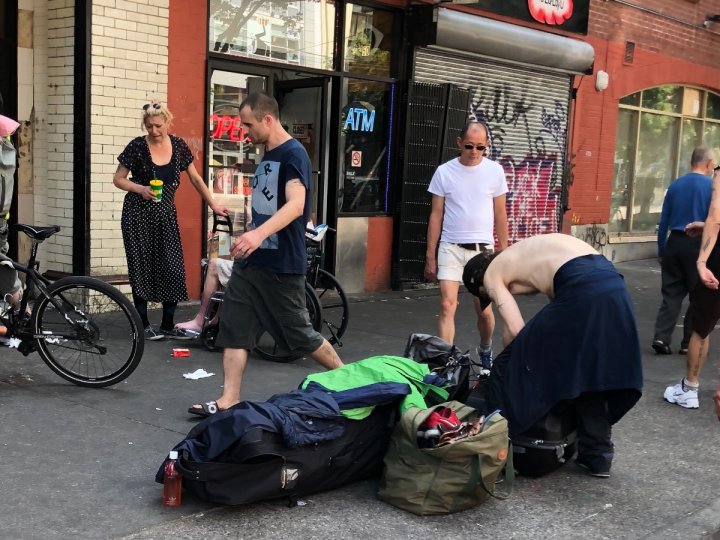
[462,233,644,477]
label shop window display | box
[207,71,266,258]
[611,86,720,234]
[338,79,393,214]
[343,4,396,78]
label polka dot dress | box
[118,135,193,302]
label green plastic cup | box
[149,179,163,203]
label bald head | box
[457,121,489,166]
[460,121,488,140]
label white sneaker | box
[664,380,699,409]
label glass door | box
[207,70,266,258]
[275,78,330,227]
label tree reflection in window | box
[612,85,720,234]
[209,0,334,70]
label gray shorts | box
[215,263,324,354]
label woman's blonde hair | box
[140,99,174,130]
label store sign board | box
[458,0,588,34]
[528,0,573,25]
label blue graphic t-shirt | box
[246,138,311,274]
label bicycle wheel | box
[254,282,322,363]
[31,276,144,388]
[313,269,349,346]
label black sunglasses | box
[463,143,487,151]
[143,103,162,111]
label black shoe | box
[678,346,688,355]
[144,327,165,341]
[652,340,672,355]
[576,458,611,478]
[160,327,195,340]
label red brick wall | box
[565,0,720,229]
[589,0,720,67]
[168,0,208,299]
[365,217,393,291]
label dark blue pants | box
[654,231,701,348]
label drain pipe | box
[72,0,91,277]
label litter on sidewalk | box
[183,369,215,380]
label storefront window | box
[708,93,720,119]
[612,86,720,234]
[640,86,682,114]
[633,113,679,233]
[208,0,335,70]
[338,79,394,214]
[343,4,395,77]
[206,70,266,258]
[610,109,636,233]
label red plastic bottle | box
[162,450,182,507]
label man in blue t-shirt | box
[652,146,715,355]
[189,92,343,417]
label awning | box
[413,7,595,75]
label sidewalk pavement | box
[1,259,719,540]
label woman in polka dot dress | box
[113,101,227,341]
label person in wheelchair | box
[0,253,23,337]
[175,218,323,339]
[174,257,233,337]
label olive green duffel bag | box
[378,401,511,515]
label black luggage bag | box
[175,403,397,506]
[465,365,578,478]
[510,403,578,477]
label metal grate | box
[395,82,470,289]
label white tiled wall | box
[38,0,76,273]
[19,0,169,278]
[90,0,169,276]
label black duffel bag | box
[403,333,473,403]
[174,403,397,506]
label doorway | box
[1,0,18,261]
[275,78,330,227]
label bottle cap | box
[168,450,178,460]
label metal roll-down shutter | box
[414,48,573,242]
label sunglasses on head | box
[143,103,162,111]
[463,143,487,151]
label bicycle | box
[198,217,349,363]
[0,224,144,387]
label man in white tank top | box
[425,121,509,368]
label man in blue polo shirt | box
[652,146,715,355]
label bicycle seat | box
[13,224,61,241]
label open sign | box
[209,114,247,142]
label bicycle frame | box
[1,237,96,354]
